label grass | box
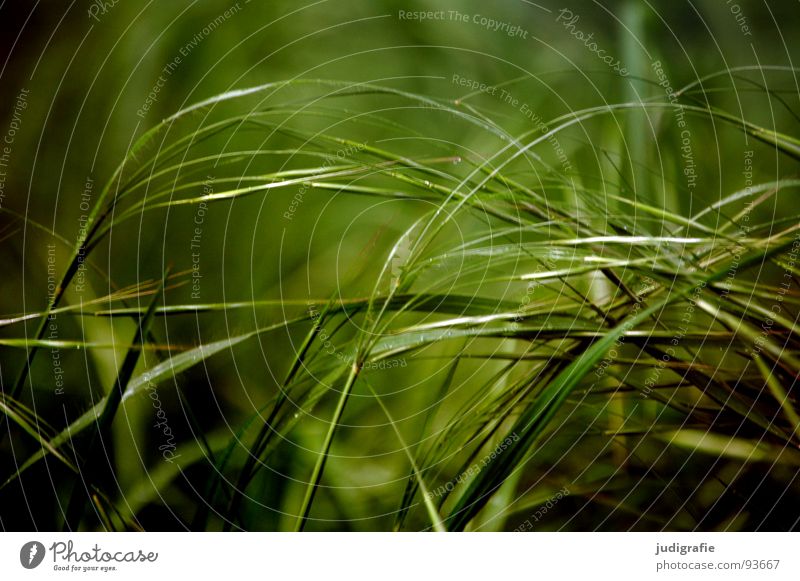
[1,69,800,531]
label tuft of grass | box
[2,71,800,531]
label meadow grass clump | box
[1,71,799,531]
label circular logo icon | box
[20,541,46,569]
